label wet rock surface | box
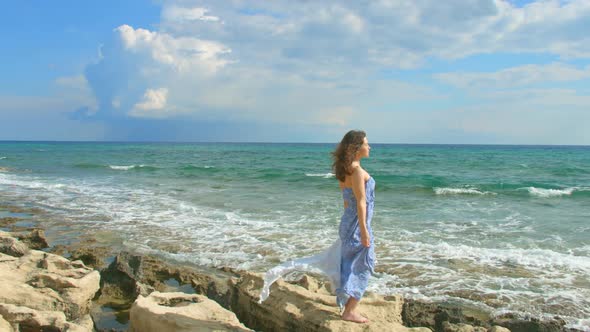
[15,228,49,250]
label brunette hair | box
[332,130,366,182]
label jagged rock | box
[0,231,100,329]
[94,253,151,314]
[0,234,29,257]
[230,271,431,332]
[442,321,487,332]
[70,246,112,269]
[403,299,492,330]
[96,252,234,309]
[49,236,114,270]
[129,292,252,332]
[92,252,239,330]
[97,252,433,331]
[0,303,91,332]
[491,313,566,332]
[16,229,49,249]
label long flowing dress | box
[259,177,376,309]
[337,176,376,308]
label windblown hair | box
[332,130,366,182]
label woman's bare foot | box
[341,311,369,323]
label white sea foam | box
[305,173,335,178]
[567,319,590,332]
[1,171,333,271]
[109,164,145,170]
[434,187,493,195]
[382,240,590,274]
[524,187,575,197]
[0,156,6,160]
[0,173,64,191]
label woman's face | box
[357,137,370,159]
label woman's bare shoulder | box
[350,164,369,181]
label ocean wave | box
[0,173,68,192]
[180,165,215,170]
[0,156,6,160]
[523,187,576,198]
[73,163,158,171]
[433,187,494,195]
[382,239,590,275]
[0,167,10,172]
[305,173,335,178]
[109,164,156,171]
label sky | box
[1,0,589,144]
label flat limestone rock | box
[232,271,431,332]
[0,303,90,332]
[129,291,252,332]
[0,231,100,330]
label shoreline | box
[0,204,585,331]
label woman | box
[333,130,375,323]
[259,130,376,324]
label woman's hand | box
[361,230,371,248]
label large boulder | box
[129,291,252,332]
[0,231,100,331]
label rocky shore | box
[0,205,580,332]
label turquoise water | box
[1,142,589,328]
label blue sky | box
[1,0,589,144]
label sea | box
[1,142,589,329]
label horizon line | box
[0,139,589,147]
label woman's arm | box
[351,167,370,248]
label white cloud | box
[162,6,220,22]
[78,0,590,144]
[155,0,590,70]
[115,24,231,74]
[129,88,170,118]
